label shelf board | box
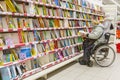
[22,53,82,80]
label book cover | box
[31,59,40,69]
[42,6,47,15]
[43,18,49,28]
[57,51,64,59]
[31,45,37,56]
[49,54,54,62]
[35,5,40,15]
[37,43,45,53]
[0,67,12,80]
[33,30,41,41]
[0,1,7,12]
[11,0,22,13]
[38,55,50,66]
[33,19,40,28]
[24,60,32,71]
[19,47,31,60]
[5,0,16,12]
[38,17,45,28]
[0,4,4,11]
[50,31,56,39]
[49,19,54,27]
[54,19,60,28]
[49,41,54,50]
[9,65,17,79]
[0,17,3,29]
[10,49,19,60]
[0,51,3,66]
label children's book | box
[9,65,17,79]
[31,59,40,69]
[5,0,16,12]
[0,67,12,80]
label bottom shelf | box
[22,53,83,80]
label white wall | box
[86,0,102,6]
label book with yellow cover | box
[5,0,16,12]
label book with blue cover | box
[54,0,59,6]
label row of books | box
[0,15,103,29]
[68,20,92,27]
[0,37,83,65]
[0,17,64,29]
[0,29,80,46]
[0,0,103,14]
[0,44,82,80]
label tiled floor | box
[47,53,120,80]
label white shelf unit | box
[0,0,104,80]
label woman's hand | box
[81,33,87,38]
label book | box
[33,30,41,41]
[54,19,60,28]
[0,17,3,29]
[57,51,64,59]
[38,55,50,66]
[0,51,3,66]
[78,30,88,35]
[33,19,40,28]
[10,49,19,60]
[19,47,31,60]
[49,41,54,50]
[31,45,37,56]
[5,0,17,12]
[49,54,55,62]
[38,17,45,28]
[31,59,40,69]
[9,65,17,79]
[43,18,49,28]
[37,43,45,53]
[49,19,54,27]
[35,5,40,15]
[0,4,4,11]
[42,6,47,15]
[0,67,12,80]
[0,37,5,46]
[0,1,7,12]
[11,0,22,13]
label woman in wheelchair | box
[79,18,114,67]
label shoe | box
[79,60,87,65]
[87,60,93,67]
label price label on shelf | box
[3,29,8,32]
[3,46,8,49]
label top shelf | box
[14,0,104,13]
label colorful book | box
[31,59,40,69]
[5,0,17,12]
[38,17,45,28]
[11,0,22,13]
[33,19,40,28]
[31,45,37,56]
[33,30,41,41]
[0,67,12,80]
[0,4,4,11]
[9,65,17,79]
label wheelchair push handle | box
[105,33,115,36]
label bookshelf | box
[0,0,104,80]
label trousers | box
[82,39,95,62]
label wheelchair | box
[90,33,116,67]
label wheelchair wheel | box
[94,45,116,67]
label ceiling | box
[102,0,120,15]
